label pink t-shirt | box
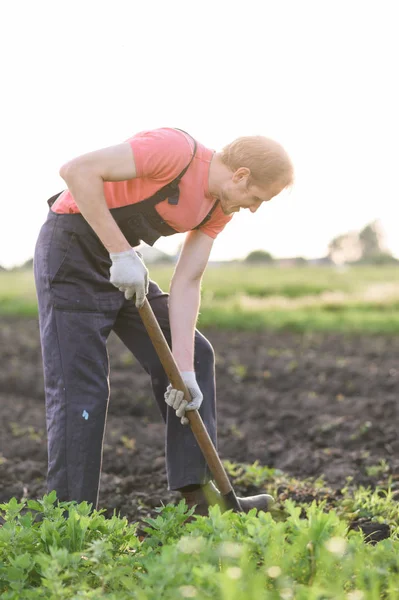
[52,128,233,239]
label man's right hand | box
[109,249,149,307]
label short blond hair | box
[220,136,294,188]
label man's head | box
[210,136,294,216]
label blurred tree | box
[359,220,386,261]
[327,231,362,264]
[366,252,399,265]
[8,258,33,271]
[294,256,308,266]
[245,250,274,263]
[328,220,396,265]
[22,258,33,269]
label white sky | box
[1,0,398,268]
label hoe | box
[139,298,271,513]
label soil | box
[1,317,398,542]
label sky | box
[1,0,398,268]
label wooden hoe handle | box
[138,298,234,496]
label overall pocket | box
[48,226,76,285]
[48,225,122,313]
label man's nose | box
[249,203,261,213]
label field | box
[1,264,399,598]
[1,263,399,332]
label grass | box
[1,463,399,599]
[1,265,399,332]
[0,270,38,317]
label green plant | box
[0,486,399,599]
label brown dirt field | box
[1,317,398,539]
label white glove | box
[164,371,203,425]
[109,249,149,307]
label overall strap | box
[47,191,63,208]
[134,129,197,210]
[193,199,220,230]
[174,131,220,230]
[173,128,197,179]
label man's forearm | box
[169,277,201,371]
[61,169,131,254]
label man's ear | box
[232,167,251,183]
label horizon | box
[0,235,390,271]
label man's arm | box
[60,142,149,306]
[169,229,214,371]
[59,143,136,253]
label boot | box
[180,481,274,516]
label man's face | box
[219,171,285,216]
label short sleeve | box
[127,128,193,181]
[198,203,234,239]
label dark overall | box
[34,133,219,509]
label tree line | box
[1,220,397,271]
[245,220,398,265]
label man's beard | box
[220,190,231,215]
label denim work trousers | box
[34,210,217,509]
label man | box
[34,127,293,515]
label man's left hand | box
[164,371,203,425]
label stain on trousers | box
[34,210,217,509]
